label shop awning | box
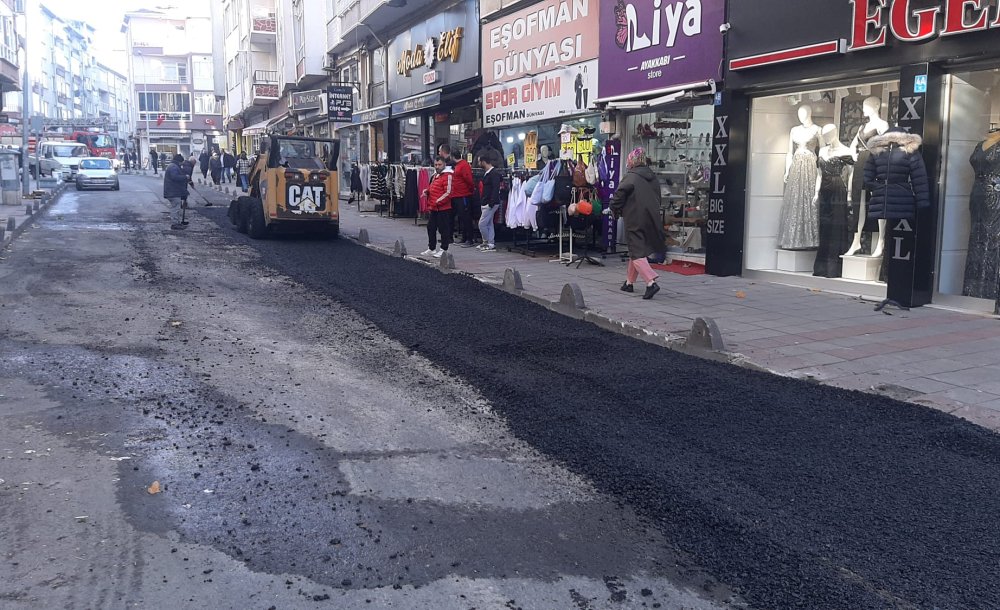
[596,80,717,111]
[242,113,289,136]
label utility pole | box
[19,2,30,195]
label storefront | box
[290,89,329,138]
[596,0,725,265]
[386,0,481,163]
[481,0,602,168]
[711,0,1000,311]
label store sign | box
[848,0,1000,51]
[598,0,725,100]
[291,89,324,111]
[483,59,597,128]
[482,0,600,87]
[327,85,354,121]
[391,90,442,116]
[352,105,390,125]
[387,0,480,101]
[396,27,464,76]
[730,0,1000,72]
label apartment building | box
[123,8,223,164]
[218,0,281,154]
[0,0,18,121]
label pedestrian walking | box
[163,154,191,230]
[149,149,159,175]
[209,152,222,185]
[130,151,138,171]
[477,151,502,252]
[199,149,210,180]
[222,149,236,183]
[611,147,667,300]
[235,152,251,192]
[420,156,454,258]
[437,143,476,246]
[123,150,131,173]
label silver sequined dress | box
[962,141,1000,299]
[778,134,820,250]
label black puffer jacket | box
[863,129,931,220]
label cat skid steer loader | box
[228,135,341,239]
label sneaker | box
[481,244,496,252]
[433,248,446,258]
[620,282,634,293]
[420,248,435,256]
[460,241,476,248]
[475,243,487,250]
[170,223,186,230]
[642,283,661,300]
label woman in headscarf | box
[611,147,667,300]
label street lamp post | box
[136,50,151,174]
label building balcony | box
[331,0,436,54]
[251,83,279,105]
[250,15,277,43]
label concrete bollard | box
[6,217,14,231]
[686,317,726,352]
[559,283,586,310]
[0,226,5,241]
[502,268,524,292]
[25,204,32,215]
[392,239,407,257]
[32,200,39,212]
[357,228,370,244]
[439,251,455,270]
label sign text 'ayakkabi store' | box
[481,0,599,127]
[731,0,1000,71]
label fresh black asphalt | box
[197,207,1000,610]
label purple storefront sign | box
[598,0,725,100]
[600,139,622,251]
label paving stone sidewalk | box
[185,179,1000,432]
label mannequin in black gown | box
[962,132,1000,299]
[813,125,855,278]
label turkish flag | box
[156,114,166,126]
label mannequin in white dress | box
[845,96,890,257]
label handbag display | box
[573,157,589,187]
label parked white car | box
[75,157,120,191]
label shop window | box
[624,105,715,259]
[397,116,425,165]
[939,70,1000,306]
[433,106,481,162]
[745,81,900,283]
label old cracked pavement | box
[3,176,1000,610]
[0,180,730,608]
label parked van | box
[29,142,90,179]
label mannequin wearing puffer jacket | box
[863,128,931,225]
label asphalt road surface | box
[1,175,999,610]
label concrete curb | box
[347,235,741,366]
[1,183,68,251]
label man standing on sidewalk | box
[149,149,159,175]
[163,154,191,230]
[437,143,476,247]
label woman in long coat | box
[611,147,667,299]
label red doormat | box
[651,260,705,276]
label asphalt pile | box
[199,208,1000,610]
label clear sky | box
[37,0,209,73]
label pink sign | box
[481,0,601,87]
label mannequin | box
[845,96,890,257]
[777,105,822,250]
[962,129,1000,299]
[812,124,855,277]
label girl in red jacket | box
[421,157,454,258]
